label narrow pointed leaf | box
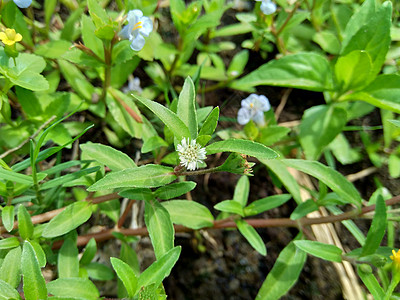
[21,241,47,300]
[256,238,306,300]
[236,219,266,256]
[17,205,33,240]
[233,176,249,207]
[361,195,387,256]
[133,94,190,140]
[111,257,137,298]
[282,159,362,208]
[145,199,174,260]
[294,240,342,262]
[0,279,21,300]
[177,77,198,139]
[162,200,214,229]
[206,139,278,160]
[1,206,14,232]
[136,246,181,294]
[0,246,21,288]
[42,201,93,238]
[47,277,100,299]
[88,165,176,191]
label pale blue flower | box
[119,9,153,51]
[13,0,32,8]
[237,94,271,126]
[256,0,277,15]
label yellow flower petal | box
[0,28,23,46]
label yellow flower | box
[390,249,400,270]
[0,28,22,46]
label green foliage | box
[0,0,400,298]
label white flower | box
[255,0,277,15]
[237,94,271,126]
[119,9,153,51]
[177,138,207,171]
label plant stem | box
[52,194,400,249]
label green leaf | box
[17,205,34,240]
[206,139,278,160]
[335,50,373,92]
[40,166,100,190]
[233,176,249,207]
[177,77,198,139]
[0,279,21,300]
[1,206,14,232]
[227,50,249,77]
[21,241,47,300]
[214,200,244,216]
[294,240,342,262]
[0,237,20,250]
[198,107,219,137]
[111,257,137,298]
[154,181,196,200]
[80,142,137,171]
[106,92,142,138]
[357,264,385,299]
[0,246,21,288]
[85,262,114,281]
[0,168,33,185]
[244,194,292,217]
[58,238,79,278]
[258,125,290,146]
[58,60,94,101]
[361,195,387,256]
[388,119,400,127]
[88,165,177,191]
[137,246,181,294]
[133,94,190,141]
[162,200,214,229]
[256,238,306,300]
[233,53,334,92]
[42,202,93,238]
[141,136,168,153]
[145,199,174,260]
[119,188,155,201]
[282,159,362,208]
[290,200,319,220]
[30,240,46,268]
[329,133,362,165]
[341,75,400,113]
[47,278,100,299]
[341,0,392,78]
[80,238,97,266]
[235,219,266,256]
[299,105,347,160]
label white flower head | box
[255,0,277,15]
[177,138,207,171]
[119,9,153,51]
[237,94,271,126]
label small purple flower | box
[255,0,277,15]
[13,0,32,8]
[237,94,271,126]
[119,9,153,51]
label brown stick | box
[52,195,400,249]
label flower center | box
[132,21,143,31]
[250,103,254,108]
[182,145,199,162]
